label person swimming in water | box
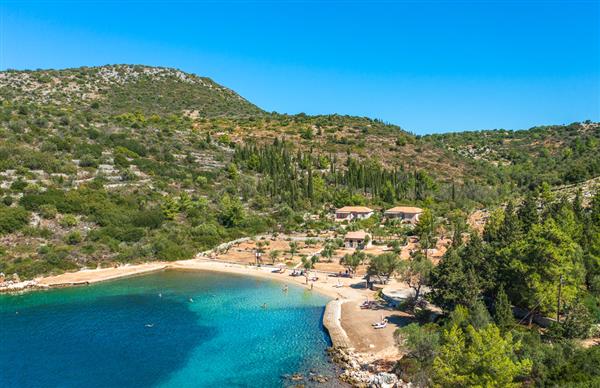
[261,303,268,309]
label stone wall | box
[322,299,352,348]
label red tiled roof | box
[344,230,369,240]
[385,206,423,214]
[336,206,373,213]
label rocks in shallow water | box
[291,373,304,381]
[283,371,329,385]
[309,374,329,383]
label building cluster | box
[334,205,423,224]
[335,205,424,249]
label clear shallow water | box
[0,270,339,387]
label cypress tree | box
[572,189,585,223]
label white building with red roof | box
[335,206,374,222]
[384,206,423,224]
[344,230,372,249]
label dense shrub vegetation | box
[394,190,600,387]
[425,122,600,189]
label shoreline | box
[2,259,360,344]
[1,258,404,384]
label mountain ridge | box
[3,64,595,134]
[0,64,263,118]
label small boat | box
[145,324,154,328]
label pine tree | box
[460,233,495,292]
[469,299,492,329]
[429,249,481,312]
[509,218,585,318]
[501,201,521,243]
[432,324,532,387]
[518,191,538,233]
[493,285,514,331]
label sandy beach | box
[13,258,406,362]
[36,262,169,287]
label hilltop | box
[0,64,263,117]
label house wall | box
[344,239,362,248]
[344,238,371,249]
[385,212,420,223]
[335,213,351,221]
[335,211,373,222]
[406,213,419,223]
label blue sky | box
[1,1,598,134]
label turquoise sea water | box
[0,270,340,387]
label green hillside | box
[0,65,598,280]
[424,122,600,188]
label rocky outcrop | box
[329,347,408,388]
[369,373,402,388]
[322,297,408,387]
[0,279,44,293]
